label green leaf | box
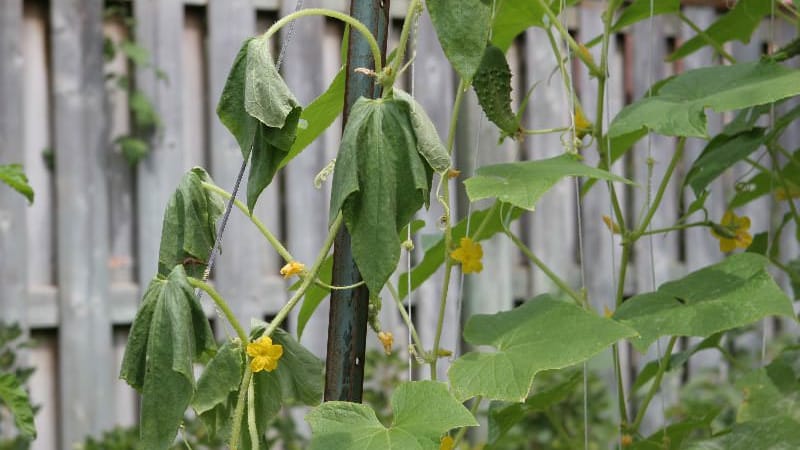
[488,370,582,445]
[329,98,432,293]
[394,90,451,173]
[306,381,477,449]
[426,0,491,81]
[218,38,257,158]
[247,105,302,212]
[669,0,772,62]
[611,0,680,33]
[629,412,716,450]
[465,153,633,211]
[613,253,795,353]
[281,68,346,169]
[114,136,149,166]
[244,35,300,129]
[684,129,765,197]
[736,367,800,424]
[294,255,333,340]
[192,340,244,440]
[0,373,36,439]
[472,45,521,138]
[449,295,636,402]
[397,204,523,300]
[490,0,579,52]
[683,416,800,450]
[632,333,723,392]
[0,164,34,204]
[130,89,160,129]
[157,168,225,279]
[609,61,800,138]
[119,266,216,449]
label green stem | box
[634,138,686,237]
[612,343,629,427]
[447,79,469,155]
[247,376,259,449]
[770,257,800,286]
[678,12,737,64]
[314,279,365,290]
[521,126,571,135]
[505,229,585,308]
[470,201,500,240]
[202,182,293,263]
[636,221,710,237]
[452,396,482,448]
[430,257,454,381]
[545,409,574,446]
[229,367,253,450]
[766,143,800,230]
[386,0,422,87]
[630,336,678,432]
[533,0,603,77]
[264,8,383,73]
[386,282,426,360]
[188,277,248,344]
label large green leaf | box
[192,340,244,440]
[684,128,765,197]
[426,0,491,81]
[490,0,579,52]
[394,90,451,173]
[613,253,795,353]
[119,265,216,449]
[669,0,771,62]
[281,67,346,169]
[217,38,257,159]
[329,97,432,293]
[683,416,800,450]
[449,295,636,402]
[157,168,225,279]
[0,373,36,439]
[736,347,800,424]
[611,0,680,33]
[609,61,800,138]
[464,153,632,211]
[306,381,477,449]
[0,164,33,204]
[472,45,521,138]
[397,204,523,300]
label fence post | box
[324,0,389,402]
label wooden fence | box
[0,0,797,448]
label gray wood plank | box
[0,0,27,327]
[49,0,114,446]
[134,0,186,288]
[28,332,58,450]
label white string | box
[407,10,418,382]
[763,0,777,366]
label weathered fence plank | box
[49,0,114,446]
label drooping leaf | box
[0,373,36,439]
[0,164,34,204]
[306,381,477,449]
[426,0,491,81]
[610,61,800,138]
[394,90,451,173]
[157,168,225,279]
[684,128,765,197]
[397,204,524,300]
[465,153,633,211]
[490,0,579,52]
[329,97,433,294]
[613,253,795,353]
[192,340,244,440]
[244,35,300,129]
[669,0,772,62]
[472,45,521,138]
[449,295,636,402]
[217,38,257,158]
[281,67,346,169]
[119,265,216,449]
[611,0,680,33]
[683,416,800,450]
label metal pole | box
[324,0,390,402]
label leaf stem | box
[386,282,426,360]
[521,126,571,135]
[264,8,383,73]
[633,138,686,237]
[385,0,422,88]
[202,181,294,263]
[247,377,259,449]
[677,12,737,64]
[533,0,603,78]
[630,336,678,432]
[230,367,253,450]
[636,221,710,237]
[187,277,248,344]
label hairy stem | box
[631,336,678,432]
[188,277,248,344]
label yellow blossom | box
[378,331,393,355]
[710,211,752,252]
[279,261,305,279]
[446,168,461,179]
[602,215,621,234]
[440,435,454,450]
[451,237,483,274]
[246,336,283,373]
[574,105,593,139]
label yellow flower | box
[440,435,454,450]
[574,104,593,139]
[602,215,621,234]
[246,336,283,373]
[377,331,393,356]
[710,211,752,252]
[451,237,483,274]
[279,261,305,279]
[446,168,461,179]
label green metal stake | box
[324,0,389,402]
